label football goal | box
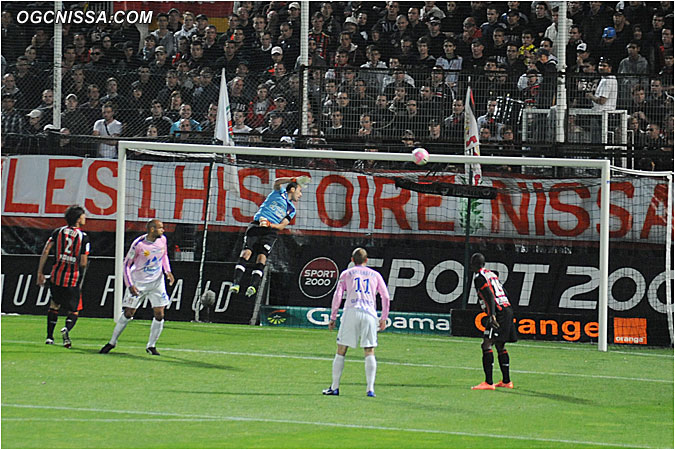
[114,141,673,350]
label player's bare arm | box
[36,240,54,286]
[165,272,175,286]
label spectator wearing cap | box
[503,9,526,45]
[84,43,110,89]
[195,14,209,39]
[611,9,631,49]
[462,38,487,74]
[21,109,47,154]
[151,13,176,57]
[174,11,197,51]
[599,27,626,72]
[581,2,613,53]
[571,41,592,72]
[286,2,301,36]
[261,111,288,142]
[586,57,618,143]
[534,48,556,108]
[278,21,300,69]
[166,8,182,33]
[61,93,88,136]
[151,46,170,78]
[420,2,445,23]
[2,94,23,150]
[425,15,446,58]
[116,41,141,71]
[343,16,366,48]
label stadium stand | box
[0,1,673,170]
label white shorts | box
[336,308,379,348]
[122,277,170,309]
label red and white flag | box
[215,68,235,146]
[464,87,482,186]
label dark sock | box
[47,309,58,339]
[498,350,510,383]
[232,257,248,286]
[65,313,78,331]
[249,262,265,290]
[482,349,494,385]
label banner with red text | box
[1,156,670,244]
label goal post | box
[113,140,623,349]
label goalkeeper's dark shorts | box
[483,306,518,343]
[243,222,278,258]
[49,285,83,312]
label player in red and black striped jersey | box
[36,205,90,348]
[470,252,518,391]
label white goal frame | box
[117,140,618,350]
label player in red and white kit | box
[323,248,390,397]
[36,205,90,348]
[99,219,175,356]
[470,252,518,390]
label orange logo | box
[613,317,647,345]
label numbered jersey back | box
[49,226,90,287]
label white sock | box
[331,354,345,390]
[110,314,131,346]
[365,354,377,392]
[147,318,164,348]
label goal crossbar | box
[115,141,612,351]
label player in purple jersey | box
[323,248,390,397]
[470,253,517,390]
[99,219,175,356]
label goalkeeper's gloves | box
[259,217,270,227]
[292,175,311,187]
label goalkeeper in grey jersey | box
[229,176,309,298]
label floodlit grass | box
[1,314,673,449]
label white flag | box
[464,87,482,186]
[215,68,235,146]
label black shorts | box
[242,222,278,258]
[483,306,518,343]
[49,285,83,312]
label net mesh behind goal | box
[117,142,673,348]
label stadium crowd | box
[1,1,673,170]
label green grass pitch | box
[2,314,673,449]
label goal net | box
[115,141,673,350]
